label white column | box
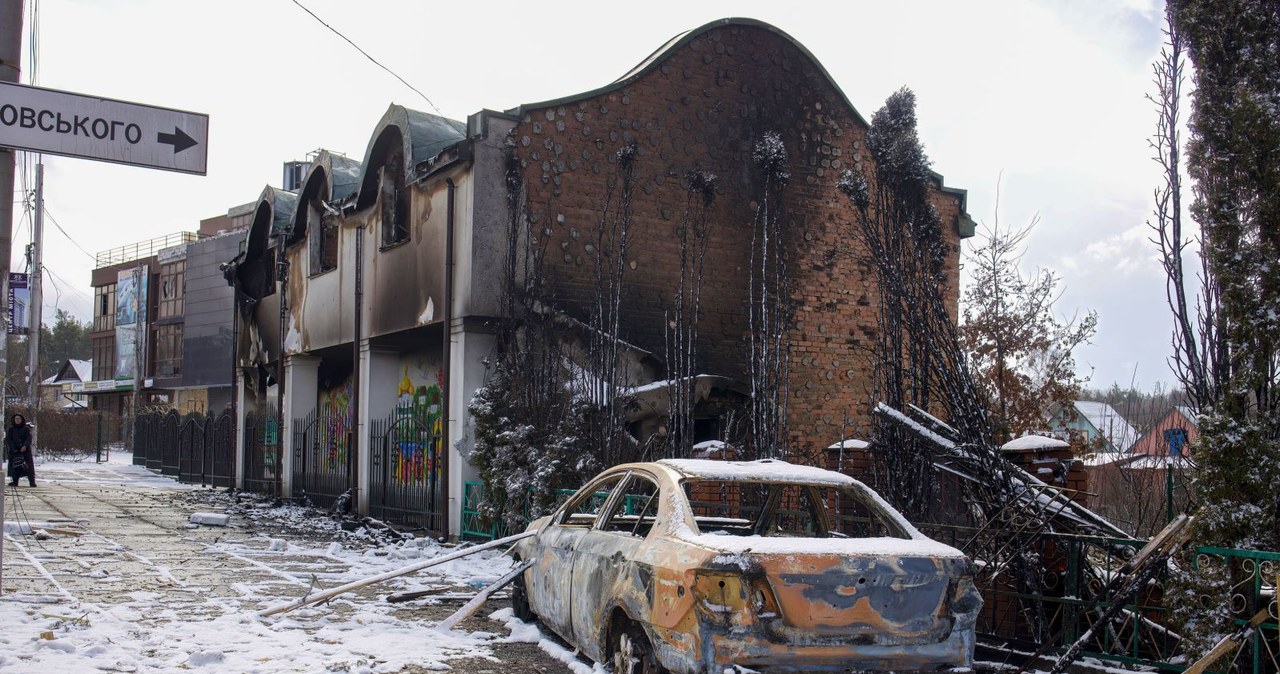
[357,343,400,514]
[282,354,319,498]
[234,369,247,489]
[448,327,494,539]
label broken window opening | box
[601,473,660,537]
[683,481,908,539]
[379,150,410,248]
[558,475,623,528]
[309,202,339,275]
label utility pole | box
[27,162,42,404]
[0,0,25,599]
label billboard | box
[6,272,28,335]
[115,266,148,379]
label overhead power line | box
[42,206,97,263]
[289,0,443,116]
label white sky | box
[7,0,1179,390]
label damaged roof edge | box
[487,17,975,239]
[356,104,467,209]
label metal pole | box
[0,0,26,599]
[27,162,42,404]
[130,263,142,450]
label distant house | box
[1129,406,1198,457]
[1048,400,1139,454]
[38,358,92,410]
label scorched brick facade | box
[507,19,972,454]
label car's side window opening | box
[601,474,660,537]
[559,476,622,528]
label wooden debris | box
[436,559,534,631]
[258,531,535,618]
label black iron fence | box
[368,403,445,535]
[290,403,352,508]
[242,411,279,495]
[134,410,235,487]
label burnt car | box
[510,458,982,674]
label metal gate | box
[368,404,444,534]
[138,409,180,473]
[177,411,236,487]
[291,403,352,508]
[243,411,280,495]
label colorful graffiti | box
[320,377,353,473]
[391,367,443,485]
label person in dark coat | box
[6,413,35,487]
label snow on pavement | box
[0,453,559,673]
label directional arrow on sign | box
[157,127,198,153]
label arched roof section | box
[241,185,298,259]
[288,151,363,245]
[508,18,871,128]
[356,104,466,209]
[505,17,975,237]
[232,185,298,301]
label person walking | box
[6,413,35,487]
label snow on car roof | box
[678,532,966,558]
[658,458,856,486]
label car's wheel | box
[511,566,535,622]
[611,621,661,674]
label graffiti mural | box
[320,377,353,473]
[392,366,444,485]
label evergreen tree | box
[40,309,91,380]
[1167,0,1280,551]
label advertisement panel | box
[6,272,29,335]
[115,267,148,379]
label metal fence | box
[242,411,280,495]
[176,411,235,487]
[134,410,235,487]
[290,404,352,508]
[368,404,445,535]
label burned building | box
[226,18,974,538]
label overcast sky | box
[7,0,1179,391]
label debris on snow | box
[189,512,231,527]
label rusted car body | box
[511,459,982,674]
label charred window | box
[601,474,660,537]
[683,481,909,539]
[158,261,185,319]
[558,475,622,528]
[379,149,410,248]
[309,202,339,275]
[93,284,116,332]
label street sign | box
[0,81,208,175]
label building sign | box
[115,267,147,380]
[71,379,134,393]
[6,272,28,335]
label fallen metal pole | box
[258,530,534,618]
[436,559,534,631]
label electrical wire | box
[41,206,97,263]
[288,0,443,116]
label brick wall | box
[511,22,964,459]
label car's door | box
[527,474,623,640]
[569,471,662,660]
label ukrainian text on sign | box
[0,81,208,175]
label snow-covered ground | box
[0,452,592,673]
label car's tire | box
[511,566,535,622]
[611,621,662,674]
